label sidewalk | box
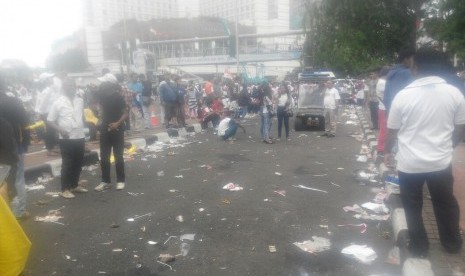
[357,106,465,275]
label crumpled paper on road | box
[293,236,331,254]
[341,244,377,264]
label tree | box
[303,0,427,76]
[48,49,88,73]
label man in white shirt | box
[322,80,340,137]
[385,48,465,257]
[48,78,87,199]
[36,73,61,156]
[217,111,246,141]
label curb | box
[24,124,203,183]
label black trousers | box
[399,165,462,256]
[201,113,220,129]
[277,106,289,138]
[42,114,57,150]
[164,103,178,125]
[100,129,125,183]
[369,101,379,129]
[59,139,85,191]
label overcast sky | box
[0,0,82,67]
[0,0,201,68]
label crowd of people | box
[2,46,465,267]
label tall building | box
[82,0,181,68]
[198,0,290,34]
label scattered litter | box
[354,214,390,221]
[167,151,176,156]
[385,247,400,265]
[110,223,120,228]
[158,254,175,263]
[293,185,328,194]
[361,202,389,214]
[356,155,368,162]
[180,234,196,241]
[176,215,184,222]
[313,174,327,177]
[181,242,190,256]
[274,172,282,176]
[157,171,165,177]
[222,183,243,191]
[199,208,205,212]
[127,212,153,222]
[373,191,389,204]
[141,226,146,232]
[345,120,357,125]
[221,199,231,204]
[163,236,177,245]
[264,198,270,202]
[330,182,341,187]
[98,272,107,274]
[343,204,365,213]
[337,223,368,234]
[26,184,45,191]
[341,244,377,264]
[35,175,54,184]
[174,175,184,178]
[269,245,277,253]
[353,169,378,183]
[294,236,331,254]
[112,248,123,252]
[298,134,308,138]
[179,168,191,172]
[157,260,175,271]
[315,161,324,165]
[45,192,60,197]
[274,190,286,197]
[169,189,177,193]
[127,192,144,196]
[337,168,344,170]
[35,207,65,225]
[147,241,158,245]
[200,164,213,170]
[319,224,329,229]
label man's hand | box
[384,153,395,169]
[108,122,120,131]
[60,129,69,139]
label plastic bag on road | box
[223,183,243,191]
[293,236,331,254]
[341,244,377,264]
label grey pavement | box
[20,108,401,276]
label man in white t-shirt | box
[48,78,87,199]
[385,48,465,257]
[322,80,340,137]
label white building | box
[82,0,181,69]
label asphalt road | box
[21,107,400,276]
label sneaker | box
[94,182,111,192]
[116,182,125,190]
[72,186,88,193]
[60,190,75,199]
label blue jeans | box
[277,106,289,138]
[11,153,26,217]
[260,107,272,140]
[222,120,238,140]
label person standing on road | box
[47,78,87,199]
[94,73,128,192]
[139,74,153,129]
[174,76,187,127]
[366,72,379,130]
[384,48,465,257]
[276,82,293,141]
[384,47,415,115]
[322,80,340,137]
[36,73,60,156]
[376,66,390,155]
[259,82,273,144]
[127,73,144,125]
[159,75,178,128]
[0,80,30,215]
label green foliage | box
[304,0,421,76]
[48,49,88,73]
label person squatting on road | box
[384,47,465,257]
[276,82,294,141]
[94,72,128,192]
[47,78,87,199]
[322,80,340,137]
[217,111,246,141]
